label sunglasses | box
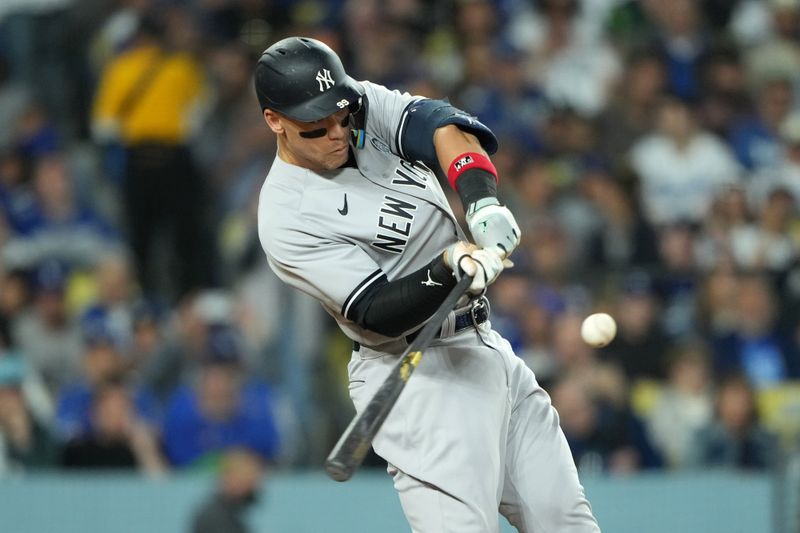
[297,99,362,139]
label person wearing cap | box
[54,314,160,443]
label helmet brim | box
[279,77,365,123]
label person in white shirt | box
[630,95,742,227]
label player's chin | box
[325,148,350,169]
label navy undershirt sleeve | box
[347,255,456,337]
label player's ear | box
[264,109,284,134]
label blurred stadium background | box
[1,0,800,531]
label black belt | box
[353,299,489,352]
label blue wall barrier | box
[0,470,772,533]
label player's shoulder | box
[258,171,304,232]
[360,80,423,109]
[359,80,385,99]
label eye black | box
[298,113,350,139]
[299,128,327,139]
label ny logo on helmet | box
[316,69,335,92]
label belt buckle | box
[470,297,487,328]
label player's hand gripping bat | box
[325,273,474,481]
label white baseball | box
[580,313,617,348]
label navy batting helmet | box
[255,37,364,122]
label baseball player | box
[255,37,600,532]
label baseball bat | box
[325,273,474,482]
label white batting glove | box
[443,242,513,295]
[466,198,521,258]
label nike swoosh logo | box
[338,194,348,216]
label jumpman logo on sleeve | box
[421,269,443,287]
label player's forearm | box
[433,125,498,207]
[348,256,456,337]
[433,125,485,172]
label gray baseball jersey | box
[259,81,467,351]
[258,81,600,532]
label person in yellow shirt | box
[92,13,213,301]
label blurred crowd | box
[2,0,800,479]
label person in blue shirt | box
[727,77,792,171]
[55,315,159,441]
[162,325,280,468]
[710,273,799,388]
[1,154,120,271]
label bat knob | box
[325,459,353,482]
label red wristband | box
[447,152,498,190]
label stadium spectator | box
[728,187,797,273]
[1,154,119,270]
[91,11,214,301]
[748,111,800,211]
[696,46,751,138]
[514,0,622,116]
[597,49,666,167]
[697,266,740,336]
[515,293,559,382]
[551,369,662,475]
[194,43,273,229]
[687,374,777,470]
[190,447,266,533]
[600,271,671,380]
[510,156,598,267]
[743,0,800,98]
[80,251,137,351]
[728,76,792,171]
[655,222,702,339]
[710,273,799,387]
[0,266,29,348]
[695,184,751,271]
[582,167,660,269]
[132,289,246,405]
[0,353,56,474]
[60,380,166,473]
[629,95,741,227]
[0,56,32,152]
[525,220,575,284]
[128,298,174,402]
[55,315,159,441]
[15,102,60,161]
[644,0,709,101]
[12,260,83,394]
[483,272,531,353]
[162,325,280,468]
[551,311,599,384]
[509,159,559,231]
[0,149,33,235]
[646,343,714,468]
